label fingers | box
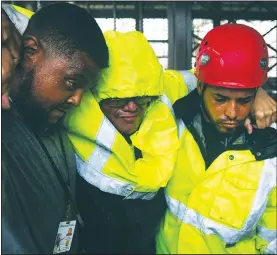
[263,112,277,129]
[252,88,277,129]
[244,118,253,134]
[1,91,10,110]
[270,112,277,126]
[254,110,267,129]
[254,106,277,129]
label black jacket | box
[1,106,78,254]
[77,149,167,254]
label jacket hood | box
[93,30,163,101]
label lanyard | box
[35,132,84,229]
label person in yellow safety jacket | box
[156,24,277,254]
[63,30,182,254]
[4,5,276,254]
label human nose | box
[66,88,83,107]
[124,100,138,112]
[225,100,237,120]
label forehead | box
[67,52,98,69]
[109,96,153,100]
[207,85,256,98]
[45,52,99,78]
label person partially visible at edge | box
[2,5,276,254]
[1,3,108,254]
[63,30,180,254]
[156,24,277,254]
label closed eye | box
[214,97,227,103]
[237,97,253,105]
[65,79,80,91]
[64,72,88,91]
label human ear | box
[22,36,40,61]
[197,80,204,96]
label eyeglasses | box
[102,96,158,108]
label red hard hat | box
[195,24,268,88]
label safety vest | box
[3,7,196,200]
[64,68,197,199]
[157,94,277,254]
[65,90,181,198]
[64,32,195,198]
[64,70,196,198]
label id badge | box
[53,220,76,254]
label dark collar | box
[9,100,63,137]
[173,89,201,126]
[173,90,277,161]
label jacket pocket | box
[209,167,258,230]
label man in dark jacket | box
[1,3,108,254]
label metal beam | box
[7,1,277,21]
[263,25,277,37]
[135,2,143,32]
[267,44,277,54]
[113,1,116,30]
[85,8,277,21]
[212,2,221,27]
[168,1,193,70]
[87,9,165,19]
[191,10,277,21]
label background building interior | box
[3,1,277,94]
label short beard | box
[13,69,59,133]
[201,97,245,135]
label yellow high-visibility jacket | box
[63,31,195,253]
[6,5,276,253]
[157,88,277,254]
[3,4,195,197]
[64,31,182,196]
[3,5,183,195]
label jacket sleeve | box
[163,69,197,105]
[256,183,277,254]
[1,4,33,35]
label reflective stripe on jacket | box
[65,89,179,198]
[64,31,183,197]
[2,4,33,35]
[157,113,277,254]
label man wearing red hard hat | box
[157,24,277,254]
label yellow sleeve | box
[11,5,34,18]
[256,187,277,254]
[2,4,33,35]
[163,69,197,105]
